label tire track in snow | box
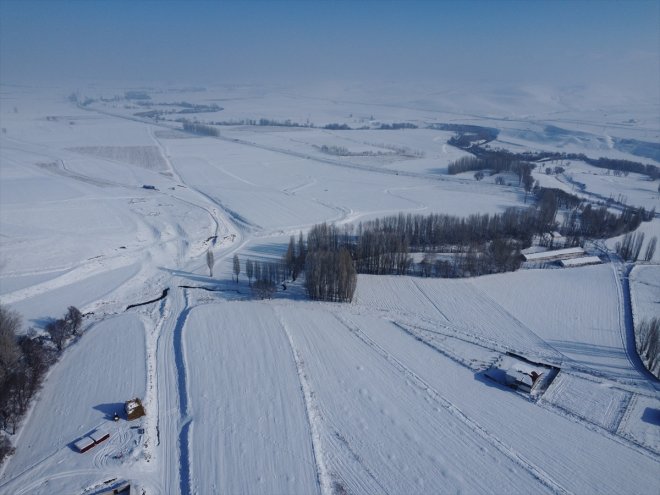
[277,312,329,495]
[466,283,566,364]
[172,290,193,495]
[390,321,499,371]
[410,279,451,323]
[138,293,170,459]
[609,258,659,390]
[335,313,572,495]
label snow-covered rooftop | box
[560,256,602,267]
[73,437,95,452]
[523,247,584,261]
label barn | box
[484,353,559,397]
[504,369,535,393]
[125,398,146,421]
[522,246,585,262]
[559,256,602,268]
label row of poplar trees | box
[283,227,357,303]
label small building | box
[90,427,111,445]
[125,398,146,421]
[523,246,584,262]
[559,256,602,268]
[504,369,536,393]
[483,353,558,397]
[74,436,96,453]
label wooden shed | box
[484,353,559,397]
[125,398,146,421]
[74,436,96,453]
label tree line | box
[236,228,358,303]
[229,187,652,301]
[297,185,653,283]
[447,132,659,180]
[636,317,660,379]
[234,254,288,299]
[615,232,657,262]
[181,121,220,137]
[447,155,538,202]
[302,224,357,302]
[447,155,534,179]
[560,201,652,243]
[0,305,83,464]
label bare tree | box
[285,236,296,279]
[206,249,214,277]
[0,305,22,393]
[254,261,262,282]
[233,254,240,283]
[0,436,14,465]
[246,258,254,286]
[46,319,67,352]
[295,231,306,279]
[633,232,646,261]
[252,279,276,299]
[637,317,660,378]
[64,306,83,337]
[304,247,356,302]
[523,173,534,203]
[644,236,657,262]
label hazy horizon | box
[1,0,659,100]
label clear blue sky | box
[1,0,658,94]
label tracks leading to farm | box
[335,313,572,495]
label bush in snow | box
[0,435,14,465]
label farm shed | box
[505,369,535,393]
[484,354,559,397]
[97,481,131,495]
[559,256,602,268]
[125,398,146,420]
[90,427,111,445]
[74,436,96,453]
[522,247,584,262]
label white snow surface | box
[1,85,659,494]
[559,256,602,267]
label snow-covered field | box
[532,159,659,211]
[630,264,660,323]
[0,314,147,494]
[1,84,658,494]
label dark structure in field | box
[125,398,146,421]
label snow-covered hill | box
[1,85,658,494]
